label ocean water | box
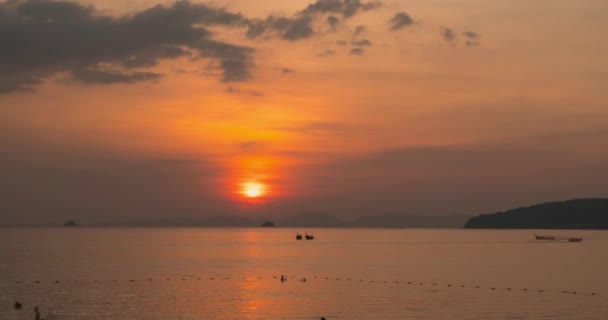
[0,228,606,320]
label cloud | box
[71,68,162,85]
[351,39,373,47]
[301,0,382,18]
[0,0,254,93]
[327,15,340,29]
[354,25,366,36]
[226,86,263,96]
[463,31,481,47]
[246,0,382,41]
[389,12,414,31]
[318,49,337,57]
[440,26,457,44]
[462,31,480,40]
[350,47,366,55]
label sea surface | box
[0,228,607,320]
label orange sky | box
[1,0,607,225]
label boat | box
[568,237,583,242]
[305,234,314,240]
[296,233,303,240]
[534,233,556,240]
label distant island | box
[465,198,608,229]
[261,221,275,227]
[64,220,78,227]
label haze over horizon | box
[2,0,608,226]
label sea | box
[1,228,607,320]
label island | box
[261,220,276,227]
[465,198,608,229]
[64,220,78,227]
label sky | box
[1,0,608,225]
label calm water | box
[0,228,607,320]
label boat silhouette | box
[296,233,303,240]
[534,233,556,240]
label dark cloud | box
[246,0,382,41]
[354,25,366,36]
[462,31,480,40]
[463,31,481,47]
[71,68,162,85]
[389,12,414,31]
[226,86,263,96]
[0,0,254,93]
[282,16,315,40]
[466,40,480,47]
[351,39,373,47]
[238,141,265,151]
[440,27,457,44]
[327,15,340,29]
[301,0,382,18]
[350,47,365,55]
[318,49,337,57]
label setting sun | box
[240,181,267,199]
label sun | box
[240,181,267,199]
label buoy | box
[491,287,496,290]
[14,301,22,310]
[448,284,452,287]
[55,281,60,283]
[562,291,567,293]
[592,293,596,296]
[433,283,437,286]
[507,288,511,291]
[130,280,135,282]
[34,280,40,284]
[461,285,465,288]
[476,286,480,288]
[523,288,527,291]
[572,291,577,294]
[539,290,544,293]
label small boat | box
[305,234,314,240]
[568,237,583,242]
[534,233,556,240]
[296,233,303,240]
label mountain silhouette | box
[465,198,608,229]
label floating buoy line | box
[4,276,600,297]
